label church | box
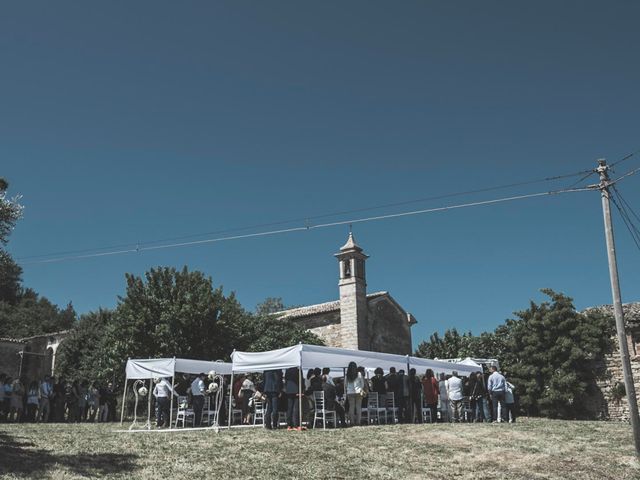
[276,233,416,355]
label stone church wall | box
[296,311,343,348]
[596,332,640,421]
[367,297,412,355]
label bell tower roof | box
[335,232,368,258]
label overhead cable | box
[17,168,595,262]
[21,186,593,265]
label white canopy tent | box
[231,344,478,375]
[230,344,479,428]
[121,357,233,429]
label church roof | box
[275,291,388,320]
[275,291,417,325]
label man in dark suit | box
[263,369,283,430]
[284,367,301,430]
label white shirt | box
[346,372,365,395]
[153,379,176,398]
[438,380,448,400]
[446,376,464,401]
[191,377,205,397]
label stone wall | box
[296,311,343,348]
[587,303,640,421]
[367,296,412,355]
[0,340,24,378]
[597,332,640,420]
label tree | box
[0,250,22,305]
[505,289,614,418]
[55,309,114,384]
[98,266,247,385]
[0,178,23,245]
[414,328,476,359]
[0,289,76,338]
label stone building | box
[0,331,68,380]
[276,233,416,355]
[586,303,640,420]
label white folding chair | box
[174,396,194,428]
[384,392,398,424]
[366,392,386,425]
[422,401,433,423]
[253,398,265,427]
[312,391,336,430]
[202,395,220,426]
[226,396,243,425]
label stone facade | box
[0,331,68,381]
[277,234,416,355]
[586,303,640,421]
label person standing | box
[471,372,491,422]
[39,375,53,422]
[408,368,423,423]
[263,369,283,430]
[153,377,177,428]
[397,369,409,423]
[345,362,364,427]
[9,378,24,422]
[438,373,449,422]
[191,373,206,427]
[285,367,301,430]
[371,368,387,396]
[87,382,100,422]
[504,376,516,423]
[26,381,39,422]
[446,371,464,422]
[421,369,439,423]
[487,366,507,422]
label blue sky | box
[2,1,639,348]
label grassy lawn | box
[1,418,638,479]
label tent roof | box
[125,358,233,380]
[231,344,479,376]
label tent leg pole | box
[169,373,175,430]
[147,379,152,429]
[228,372,234,429]
[120,377,127,425]
[298,367,302,429]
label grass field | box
[1,418,638,479]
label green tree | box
[414,328,476,359]
[55,309,114,384]
[99,266,247,385]
[0,289,76,338]
[0,178,23,245]
[0,250,22,305]
[505,289,614,418]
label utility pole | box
[596,158,640,458]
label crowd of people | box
[0,373,118,423]
[1,364,516,429]
[160,364,516,430]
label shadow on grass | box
[0,431,139,477]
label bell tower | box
[335,232,369,350]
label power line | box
[17,168,594,262]
[610,147,640,169]
[21,186,593,266]
[612,186,640,226]
[609,192,640,253]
